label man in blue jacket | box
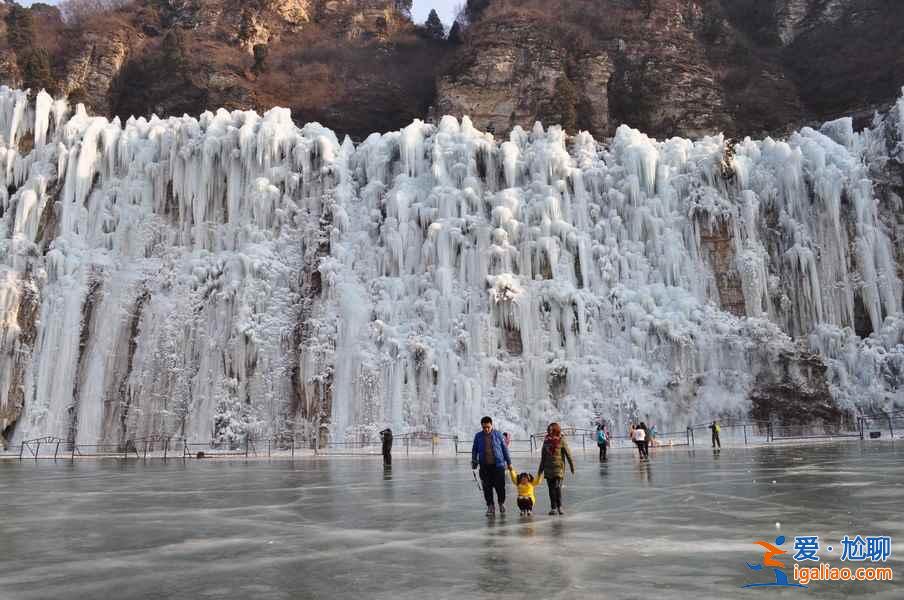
[471,416,512,515]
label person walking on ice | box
[632,423,647,459]
[537,423,575,515]
[710,421,721,448]
[508,466,542,516]
[471,416,512,516]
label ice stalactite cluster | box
[2,86,904,447]
[0,87,335,447]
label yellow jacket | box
[509,468,543,503]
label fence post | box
[35,440,41,459]
[268,439,271,458]
[163,438,168,461]
[245,438,249,458]
[405,436,409,457]
[888,413,894,440]
[291,433,296,459]
[743,424,748,446]
[454,436,458,455]
[18,442,24,460]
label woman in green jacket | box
[537,422,575,515]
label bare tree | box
[453,2,469,28]
[58,0,134,26]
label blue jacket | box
[471,429,511,468]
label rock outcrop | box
[438,0,903,139]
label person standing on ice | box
[471,416,512,515]
[537,423,575,515]
[649,424,658,448]
[596,423,608,462]
[710,421,721,449]
[380,428,393,466]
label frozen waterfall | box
[2,86,904,448]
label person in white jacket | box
[632,424,647,459]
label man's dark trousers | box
[478,464,506,505]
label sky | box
[412,1,459,29]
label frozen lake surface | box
[1,443,902,599]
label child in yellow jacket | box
[508,466,543,516]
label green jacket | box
[537,436,575,479]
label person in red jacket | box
[537,423,575,515]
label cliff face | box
[1,0,442,139]
[437,0,903,139]
[1,1,902,139]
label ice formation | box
[2,86,904,447]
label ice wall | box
[2,86,904,446]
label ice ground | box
[0,443,902,599]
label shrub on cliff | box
[20,48,56,95]
[67,86,90,107]
[252,43,269,75]
[4,5,36,52]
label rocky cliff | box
[1,1,902,140]
[438,0,904,139]
[1,0,444,139]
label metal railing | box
[858,409,904,440]
[7,414,896,461]
[454,436,531,455]
[317,431,459,456]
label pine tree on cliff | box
[448,20,464,45]
[552,75,578,132]
[424,9,445,40]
